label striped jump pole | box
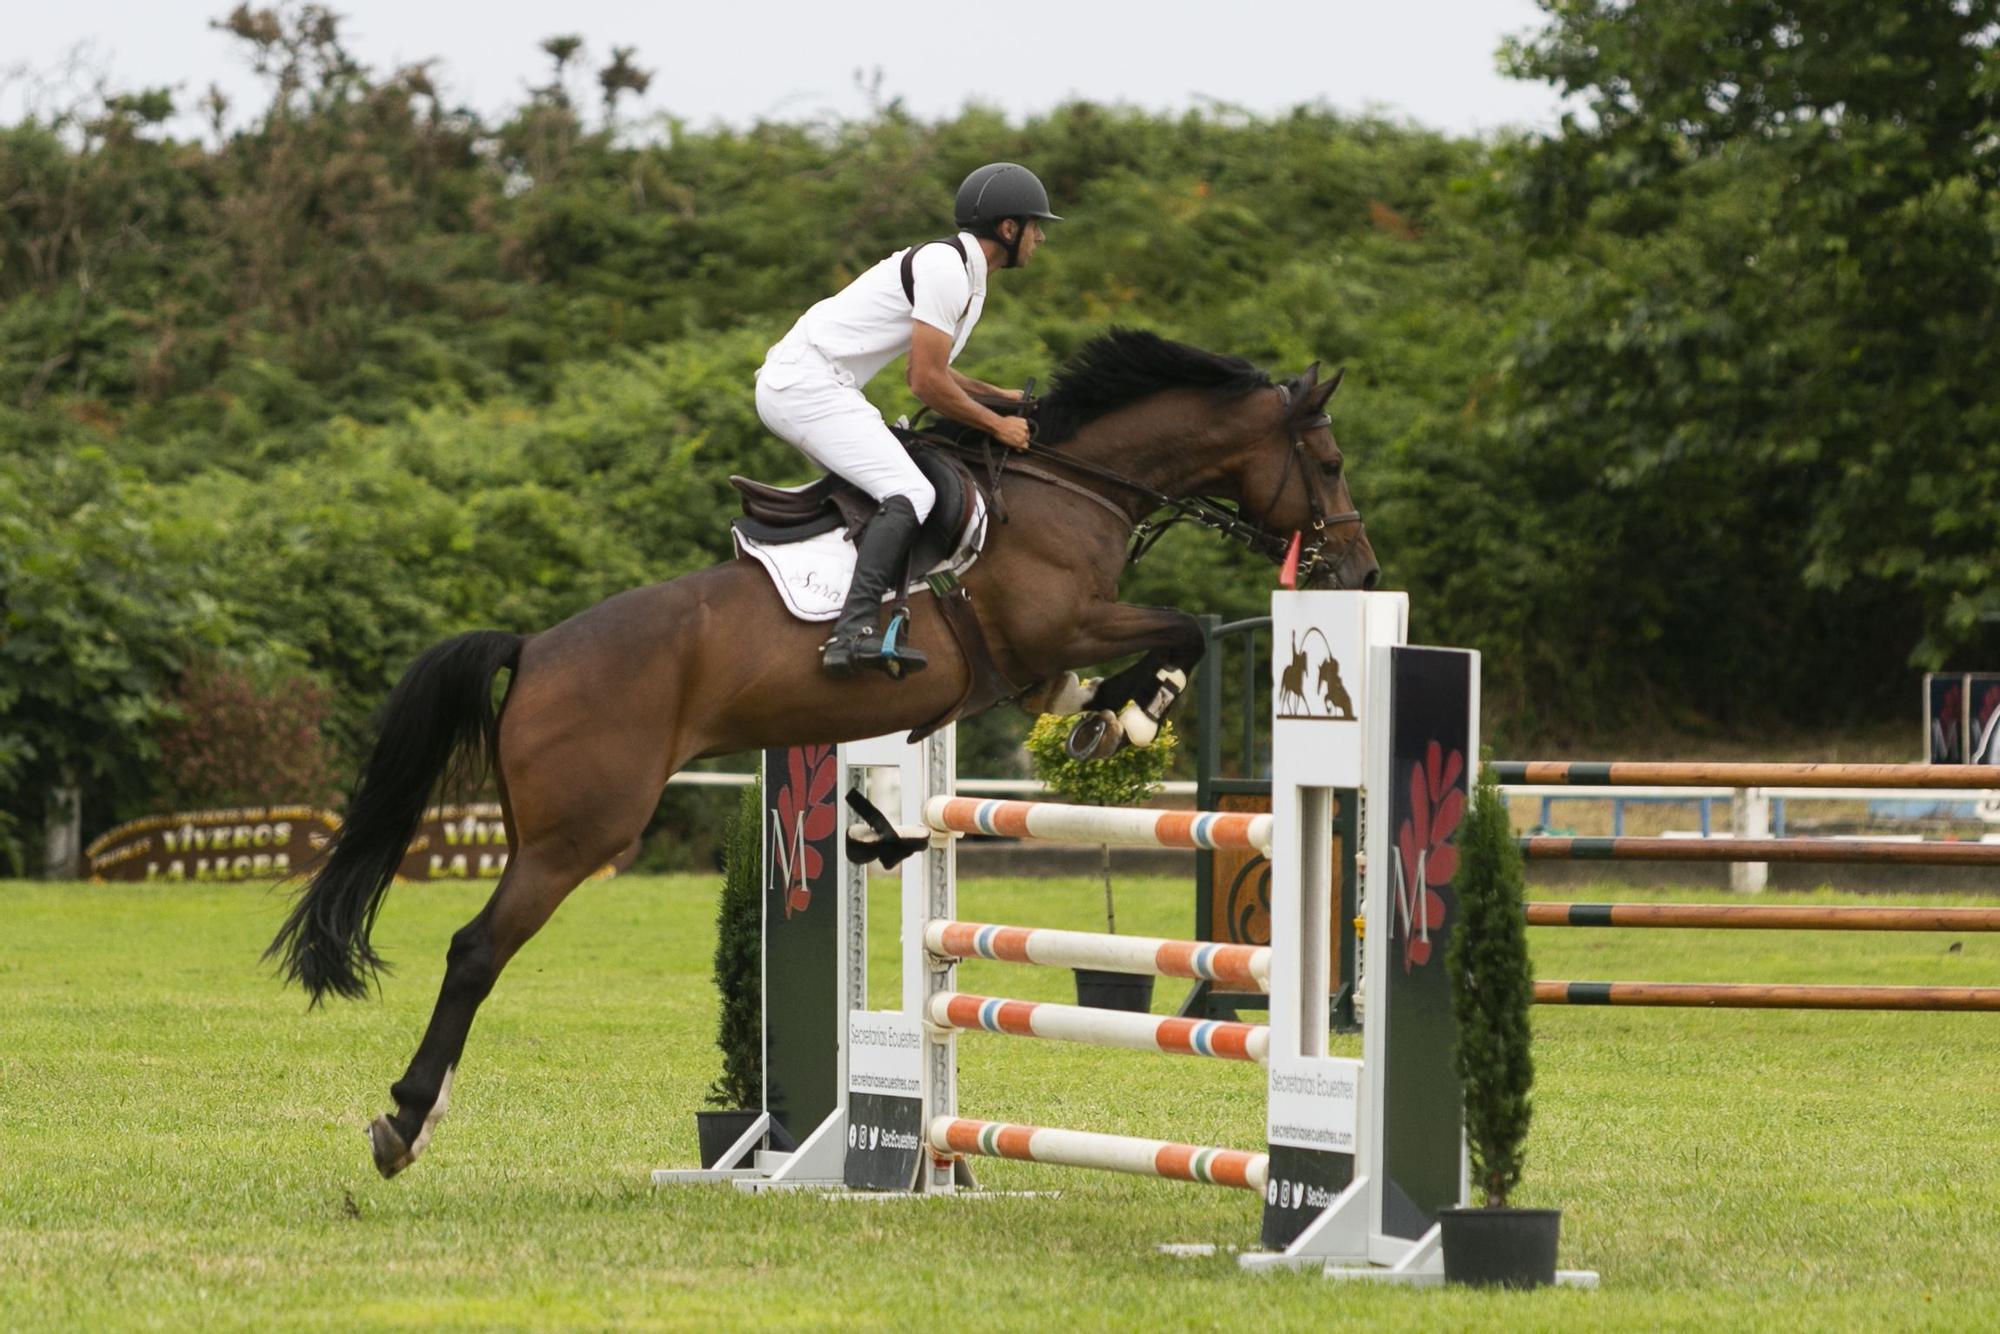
[928,1117,1269,1192]
[923,795,1272,854]
[925,920,1272,991]
[1518,836,2000,868]
[1535,981,2000,1012]
[927,992,1270,1062]
[1495,760,2000,789]
[1526,902,2000,932]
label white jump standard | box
[662,590,1592,1286]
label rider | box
[755,162,1059,678]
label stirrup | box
[864,610,929,680]
[820,613,928,681]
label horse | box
[267,327,1379,1177]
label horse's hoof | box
[1064,710,1125,761]
[368,1115,415,1179]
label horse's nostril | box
[1361,566,1381,591]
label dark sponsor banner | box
[844,1011,925,1191]
[1263,1145,1355,1247]
[85,807,339,883]
[1260,1054,1360,1249]
[1381,646,1473,1239]
[1927,673,1966,764]
[844,1091,924,1192]
[396,803,638,882]
[1975,677,2000,766]
[763,746,841,1145]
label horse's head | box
[1231,362,1379,591]
[1033,330,1380,589]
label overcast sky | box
[5,1,1573,139]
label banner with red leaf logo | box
[771,743,838,918]
[762,745,844,1144]
[1380,646,1477,1241]
[1392,741,1465,972]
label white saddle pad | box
[734,495,988,622]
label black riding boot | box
[821,496,929,680]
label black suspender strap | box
[899,236,970,305]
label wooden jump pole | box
[1534,981,2000,1012]
[926,992,1270,1062]
[922,795,1273,853]
[1495,760,2000,790]
[925,920,1272,990]
[927,1117,1270,1192]
[1518,836,2000,867]
[1525,903,2000,931]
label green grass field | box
[5,872,2000,1331]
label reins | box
[897,379,1364,584]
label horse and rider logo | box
[1276,628,1354,721]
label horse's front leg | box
[1032,602,1207,758]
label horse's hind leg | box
[368,769,665,1177]
[368,844,598,1177]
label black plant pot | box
[694,1109,764,1169]
[1438,1207,1562,1289]
[1074,968,1155,1012]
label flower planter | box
[1073,967,1155,1012]
[1438,1206,1562,1289]
[694,1109,765,1169]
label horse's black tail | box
[268,630,523,1005]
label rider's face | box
[1007,220,1046,267]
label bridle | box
[1241,377,1365,586]
[902,373,1368,587]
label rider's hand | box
[993,417,1032,451]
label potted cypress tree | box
[1438,762,1562,1288]
[698,779,765,1167]
[1023,714,1178,1012]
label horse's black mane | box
[1036,328,1271,445]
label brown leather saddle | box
[729,445,983,576]
[728,402,1038,739]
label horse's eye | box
[1321,458,1343,480]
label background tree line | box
[3,2,1995,870]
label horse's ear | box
[1300,360,1321,387]
[1304,365,1345,413]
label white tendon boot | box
[1115,667,1188,748]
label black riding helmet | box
[954,163,1060,265]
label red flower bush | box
[154,659,339,809]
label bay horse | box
[269,328,1378,1177]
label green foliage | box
[1023,715,1177,808]
[1445,765,1536,1208]
[5,4,1997,863]
[0,446,238,870]
[707,780,763,1109]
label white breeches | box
[755,347,935,523]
